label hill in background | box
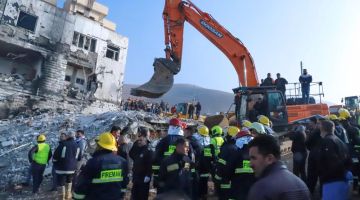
[122,84,235,114]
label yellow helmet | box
[258,115,270,126]
[97,132,118,151]
[241,120,252,128]
[37,134,46,142]
[197,125,209,136]
[338,108,351,119]
[328,114,338,121]
[227,126,240,137]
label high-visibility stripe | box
[56,170,75,174]
[214,174,222,180]
[235,168,254,174]
[61,147,67,158]
[218,158,226,165]
[73,192,86,199]
[92,177,123,183]
[200,173,210,177]
[167,164,179,172]
[220,183,231,189]
[191,169,196,173]
[75,148,80,159]
[153,175,158,177]
[152,166,160,170]
[121,189,127,193]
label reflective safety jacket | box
[73,150,129,200]
[28,143,52,165]
[152,135,184,179]
[210,136,224,158]
[158,152,195,198]
[53,138,80,175]
[231,144,256,200]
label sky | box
[58,0,360,104]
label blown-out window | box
[106,45,120,61]
[72,32,97,52]
[17,11,38,32]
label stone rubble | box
[0,109,193,189]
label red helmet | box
[236,130,251,138]
[169,118,182,127]
[181,122,188,129]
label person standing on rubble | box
[28,134,52,194]
[50,132,67,191]
[129,127,153,200]
[195,102,202,120]
[72,130,87,190]
[73,132,129,200]
[262,73,274,87]
[299,69,312,104]
[53,131,81,200]
[117,126,134,173]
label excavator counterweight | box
[130,58,180,98]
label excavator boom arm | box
[131,0,259,98]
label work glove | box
[144,176,151,183]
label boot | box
[57,186,66,200]
[65,183,72,200]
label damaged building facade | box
[0,0,128,104]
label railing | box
[286,82,325,103]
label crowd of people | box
[25,106,359,200]
[122,99,171,114]
[260,69,313,104]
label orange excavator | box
[131,0,328,131]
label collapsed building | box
[0,0,128,118]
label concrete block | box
[1,140,14,147]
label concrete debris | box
[0,109,189,188]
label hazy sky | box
[58,0,360,104]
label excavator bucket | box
[131,58,180,98]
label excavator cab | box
[233,87,288,132]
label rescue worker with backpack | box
[28,134,52,194]
[214,126,239,200]
[73,132,129,200]
[328,114,349,144]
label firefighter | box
[129,127,153,200]
[339,108,360,192]
[73,132,129,200]
[214,126,239,200]
[53,131,80,200]
[153,118,185,192]
[210,125,224,158]
[232,129,256,200]
[194,125,214,199]
[241,120,252,131]
[158,137,195,198]
[328,114,349,144]
[249,122,266,137]
[28,134,52,194]
[258,115,275,135]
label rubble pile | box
[0,109,169,189]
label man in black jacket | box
[53,131,80,199]
[158,138,195,199]
[318,120,350,200]
[129,127,153,200]
[247,135,310,200]
[73,132,128,200]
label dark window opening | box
[84,37,90,50]
[78,35,84,48]
[76,78,85,85]
[16,11,38,32]
[106,45,120,61]
[65,75,71,82]
[90,39,97,52]
[72,32,79,45]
